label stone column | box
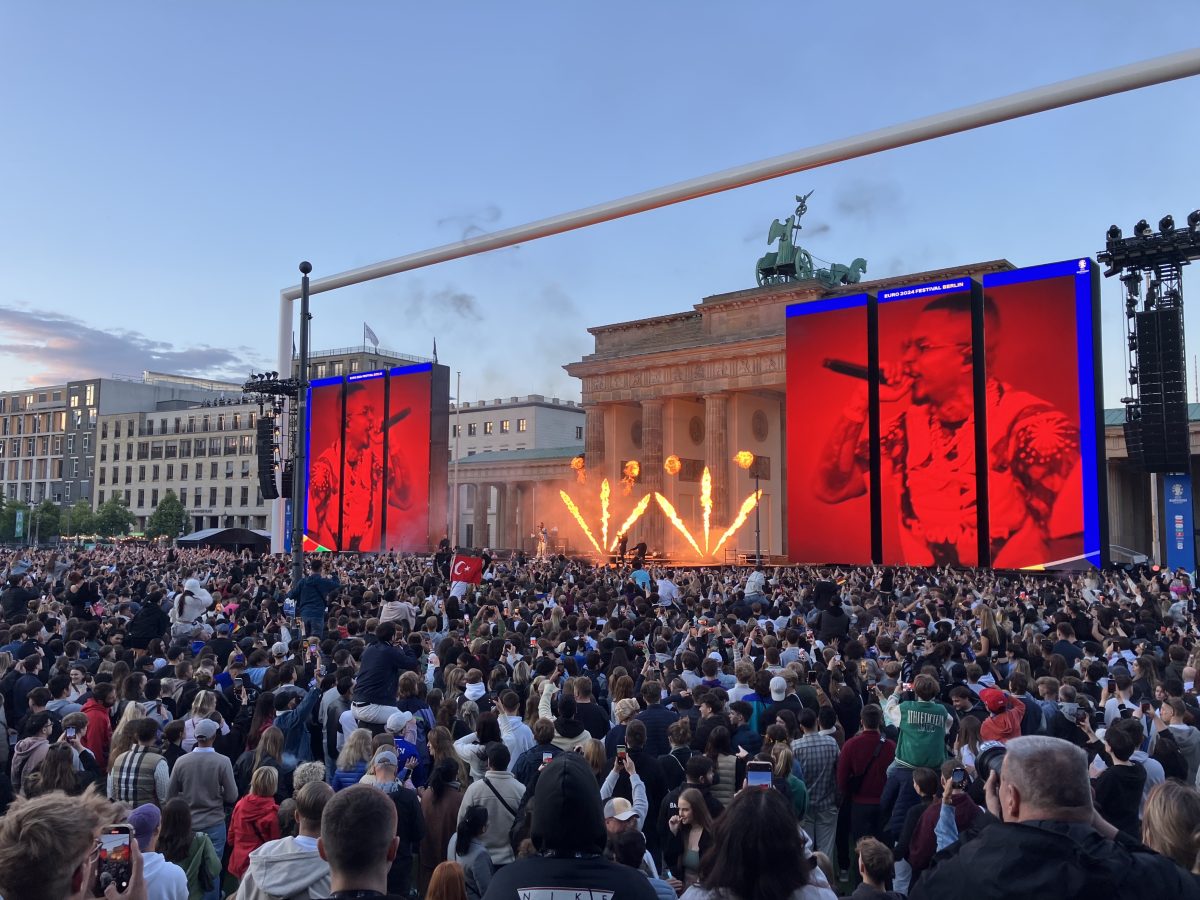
[704,392,730,527]
[494,483,511,549]
[584,404,606,480]
[472,483,489,549]
[641,399,665,553]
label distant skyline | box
[1,4,1198,407]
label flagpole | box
[453,370,462,549]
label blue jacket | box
[635,703,679,758]
[276,686,321,769]
[287,574,340,620]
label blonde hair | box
[581,739,606,778]
[189,690,217,719]
[338,728,375,770]
[770,743,793,779]
[251,765,279,798]
[1142,779,1200,872]
[0,788,122,900]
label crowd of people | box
[0,542,1199,899]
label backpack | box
[1151,727,1189,781]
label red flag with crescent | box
[450,554,484,585]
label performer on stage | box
[537,522,549,559]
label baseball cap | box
[216,623,231,635]
[373,749,399,768]
[603,797,638,822]
[770,676,788,702]
[127,804,161,851]
[271,642,288,658]
[194,719,220,741]
[980,688,1007,714]
[386,711,414,733]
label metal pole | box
[290,261,312,586]
[453,371,462,548]
[277,50,1200,304]
[754,470,761,564]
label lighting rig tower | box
[1099,209,1200,473]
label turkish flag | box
[450,555,484,584]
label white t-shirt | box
[141,851,188,900]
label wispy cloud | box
[436,204,503,242]
[0,306,263,385]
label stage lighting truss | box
[1098,207,1200,424]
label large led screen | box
[786,294,873,564]
[340,372,387,552]
[876,278,980,567]
[982,259,1102,568]
[385,363,433,551]
[305,377,345,551]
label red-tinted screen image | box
[786,295,872,564]
[306,379,345,551]
[340,374,386,552]
[981,267,1090,568]
[384,365,433,551]
[876,280,979,566]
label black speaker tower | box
[257,417,279,500]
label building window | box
[225,462,234,479]
[151,489,159,507]
[194,488,202,507]
[166,464,173,480]
[112,444,119,461]
[467,423,477,437]
[240,486,249,506]
[181,463,189,480]
[100,445,107,462]
[484,421,494,435]
[138,465,146,482]
[67,435,74,454]
[152,465,160,480]
[99,469,106,485]
[452,424,460,437]
[125,466,132,483]
[85,385,95,406]
[210,462,217,479]
[209,487,217,507]
[97,490,105,504]
[576,426,584,440]
[101,422,108,440]
[137,489,145,508]
[517,418,527,432]
[500,420,510,434]
[224,487,233,507]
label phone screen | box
[746,762,772,789]
[93,826,133,896]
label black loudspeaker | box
[257,418,279,500]
[1134,307,1190,472]
[280,461,294,499]
[1123,419,1145,471]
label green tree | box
[64,499,96,536]
[94,496,136,538]
[0,502,30,542]
[145,490,187,540]
[31,500,60,540]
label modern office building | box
[0,384,68,505]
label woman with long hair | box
[419,757,467,896]
[446,804,493,900]
[333,728,375,791]
[21,743,78,797]
[769,744,808,820]
[704,726,743,810]
[608,674,636,725]
[157,797,221,900]
[182,691,226,752]
[245,691,276,750]
[429,725,470,786]
[426,861,469,900]
[581,738,607,784]
[106,711,149,775]
[1141,779,1200,873]
[681,786,837,900]
[955,715,982,772]
[664,787,716,892]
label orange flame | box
[609,493,652,551]
[711,490,762,556]
[600,479,611,552]
[621,460,640,495]
[570,455,586,484]
[700,466,713,554]
[654,492,704,557]
[558,490,602,555]
[734,450,755,470]
[664,454,681,476]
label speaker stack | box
[1133,306,1190,472]
[257,417,279,500]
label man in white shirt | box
[655,572,679,607]
[128,803,188,900]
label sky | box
[1,4,1198,409]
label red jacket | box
[81,698,113,769]
[835,729,895,805]
[980,696,1025,744]
[227,793,280,878]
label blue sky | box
[1,3,1197,408]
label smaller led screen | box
[305,378,345,552]
[340,372,387,552]
[876,278,979,567]
[385,364,433,551]
[785,294,872,564]
[982,259,1101,568]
